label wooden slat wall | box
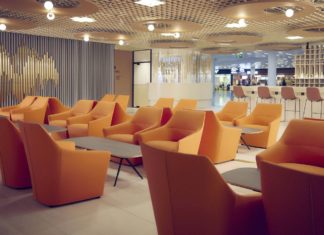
[0,31,115,106]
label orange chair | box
[103,106,164,145]
[256,119,324,168]
[111,102,132,126]
[0,96,36,117]
[173,99,197,112]
[235,103,282,148]
[138,110,205,155]
[10,97,49,124]
[154,98,174,109]
[114,95,129,110]
[199,111,241,164]
[44,97,70,123]
[68,101,116,137]
[100,94,115,102]
[48,100,95,127]
[260,160,324,235]
[19,122,110,207]
[141,143,268,235]
[216,101,248,125]
[0,118,31,188]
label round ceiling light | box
[174,32,180,39]
[285,8,294,17]
[47,12,55,20]
[44,1,54,11]
[119,39,125,46]
[0,24,7,31]
[147,24,155,31]
[83,34,90,42]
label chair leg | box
[311,101,313,118]
[294,99,297,119]
[303,100,307,118]
[321,101,323,119]
[284,99,287,121]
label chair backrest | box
[19,122,60,198]
[154,98,174,109]
[252,103,282,125]
[131,106,163,129]
[29,97,49,110]
[217,101,248,121]
[173,99,197,112]
[257,86,272,99]
[260,160,324,235]
[233,86,246,98]
[306,87,322,102]
[0,118,31,188]
[141,143,235,235]
[281,87,296,100]
[115,95,129,110]
[90,101,116,119]
[19,96,36,108]
[71,100,94,116]
[100,94,115,102]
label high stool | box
[303,87,324,118]
[257,86,276,103]
[280,87,300,121]
[233,86,251,111]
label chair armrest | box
[48,111,72,121]
[234,115,254,126]
[24,108,46,124]
[1,105,18,112]
[178,130,203,154]
[56,140,76,150]
[67,114,92,125]
[137,127,170,144]
[103,122,136,136]
[133,123,161,143]
[256,143,287,168]
[10,106,30,114]
[233,113,246,122]
[88,115,113,137]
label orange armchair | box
[114,95,129,110]
[154,98,174,109]
[48,100,95,127]
[0,96,36,117]
[10,96,49,124]
[138,110,205,155]
[0,118,31,188]
[141,143,268,235]
[235,103,282,148]
[256,119,324,168]
[19,122,110,207]
[260,160,324,235]
[100,94,115,102]
[173,98,197,112]
[216,101,248,125]
[103,106,163,144]
[68,101,116,137]
[199,111,241,163]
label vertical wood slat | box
[0,31,115,106]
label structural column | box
[268,52,277,86]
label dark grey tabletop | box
[42,124,66,133]
[224,124,263,135]
[222,167,261,192]
[66,137,142,159]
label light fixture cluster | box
[135,0,165,7]
[0,23,6,31]
[161,32,181,38]
[225,19,247,28]
[44,1,55,20]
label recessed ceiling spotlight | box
[286,36,303,40]
[135,0,165,7]
[161,32,181,38]
[285,8,294,18]
[147,24,155,31]
[47,12,55,20]
[0,24,7,31]
[119,39,125,46]
[83,34,90,42]
[71,17,96,23]
[174,32,180,39]
[44,1,54,11]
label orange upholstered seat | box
[103,106,163,144]
[216,101,248,124]
[100,94,115,102]
[199,111,241,163]
[0,118,31,188]
[138,110,205,155]
[10,96,49,124]
[256,119,324,168]
[141,143,268,235]
[68,101,116,137]
[235,103,282,148]
[19,122,110,206]
[154,98,174,109]
[260,160,324,235]
[48,100,95,127]
[173,99,197,112]
[114,95,129,110]
[0,96,36,117]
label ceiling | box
[0,0,324,52]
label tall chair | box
[115,95,129,111]
[154,98,174,109]
[19,122,110,206]
[303,87,324,118]
[173,99,197,112]
[233,86,251,109]
[0,96,36,117]
[280,87,300,121]
[141,143,268,235]
[260,160,324,235]
[0,118,31,188]
[257,86,275,103]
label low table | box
[222,167,261,192]
[66,137,143,186]
[42,124,67,133]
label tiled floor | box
[0,94,293,235]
